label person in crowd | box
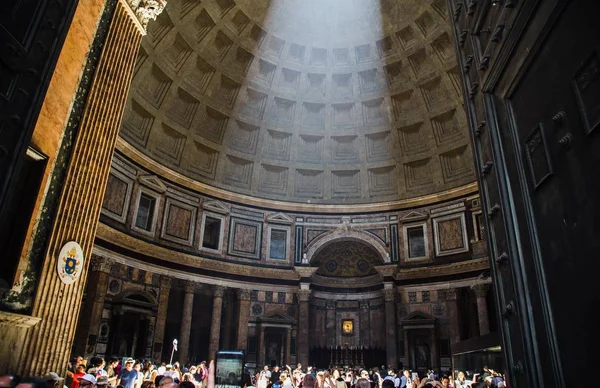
[116,359,138,388]
[257,366,270,388]
[96,376,109,388]
[76,374,96,388]
[132,363,144,388]
[70,366,86,388]
[106,359,119,387]
[302,374,316,388]
[270,366,281,386]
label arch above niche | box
[306,229,390,265]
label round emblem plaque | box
[57,241,84,284]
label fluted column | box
[383,285,398,368]
[236,289,252,351]
[179,281,196,364]
[16,0,166,376]
[73,255,114,356]
[472,284,490,336]
[209,286,226,360]
[153,275,172,362]
[297,288,311,366]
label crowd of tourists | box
[0,356,505,388]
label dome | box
[119,0,474,206]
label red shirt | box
[71,373,85,388]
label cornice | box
[396,258,490,281]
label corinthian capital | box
[238,288,252,301]
[90,255,115,274]
[213,285,227,298]
[125,0,167,29]
[382,288,396,302]
[297,289,311,303]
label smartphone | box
[411,372,418,380]
[216,350,245,388]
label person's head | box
[96,376,109,388]
[182,373,194,382]
[133,363,141,372]
[165,365,173,371]
[76,365,85,374]
[403,370,409,378]
[332,370,340,379]
[158,376,173,387]
[263,366,269,371]
[359,370,368,379]
[109,358,119,368]
[140,381,154,388]
[274,366,279,372]
[16,377,46,388]
[355,378,370,388]
[76,357,84,365]
[125,359,134,371]
[297,364,302,370]
[457,372,465,381]
[441,377,449,387]
[179,382,194,388]
[302,374,316,388]
[77,374,97,388]
[382,380,395,388]
[189,366,197,374]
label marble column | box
[222,294,234,349]
[179,281,196,364]
[257,325,266,367]
[16,0,166,376]
[236,289,252,351]
[73,256,114,356]
[444,288,461,345]
[285,327,292,366]
[472,284,490,336]
[297,289,311,366]
[153,275,172,362]
[209,286,226,360]
[383,285,398,368]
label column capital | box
[90,255,115,274]
[125,0,168,29]
[237,288,252,300]
[159,275,172,289]
[213,285,227,298]
[444,288,459,301]
[471,283,490,298]
[183,280,196,294]
[326,300,336,309]
[382,288,396,302]
[297,289,311,302]
[359,300,370,310]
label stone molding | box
[159,275,172,289]
[382,288,396,302]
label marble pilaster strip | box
[236,289,252,352]
[153,275,172,362]
[382,287,398,368]
[297,290,311,366]
[179,281,196,364]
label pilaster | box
[208,285,226,360]
[382,284,398,368]
[297,288,311,366]
[236,289,252,351]
[179,280,196,364]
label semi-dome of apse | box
[119,0,474,205]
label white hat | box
[77,374,97,385]
[44,372,65,381]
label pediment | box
[267,212,293,224]
[202,200,230,214]
[260,312,295,323]
[138,175,167,193]
[403,310,436,323]
[400,210,428,221]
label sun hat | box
[77,374,97,385]
[96,376,109,386]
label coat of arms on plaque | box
[57,241,84,284]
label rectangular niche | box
[403,222,429,261]
[432,212,469,256]
[298,134,324,162]
[332,73,354,97]
[160,197,197,246]
[302,102,325,129]
[228,217,263,259]
[200,212,225,252]
[306,73,326,96]
[267,226,290,260]
[332,103,355,129]
[131,188,161,237]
